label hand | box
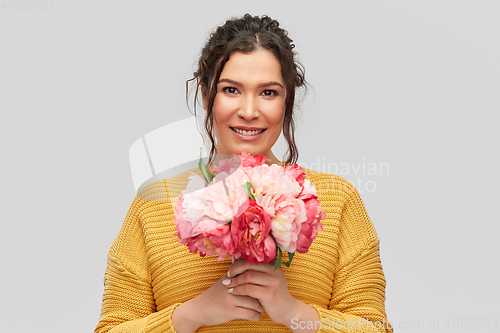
[222,257,298,326]
[172,270,265,333]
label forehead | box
[220,49,283,84]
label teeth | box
[232,128,265,136]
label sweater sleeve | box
[94,196,180,333]
[306,180,392,333]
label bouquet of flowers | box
[173,151,325,269]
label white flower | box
[181,173,207,225]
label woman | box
[95,14,392,333]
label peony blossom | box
[269,197,307,253]
[231,200,276,263]
[244,164,301,199]
[211,151,266,175]
[175,215,237,261]
[204,169,250,222]
[212,155,242,175]
[296,197,326,253]
[297,178,318,201]
[238,151,267,168]
[284,164,306,188]
[181,173,208,226]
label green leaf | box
[242,182,255,201]
[283,252,295,268]
[274,247,282,271]
[198,148,214,183]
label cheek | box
[212,96,236,139]
[267,101,285,128]
[212,98,225,126]
[271,114,283,129]
[213,95,235,122]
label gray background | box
[1,1,499,332]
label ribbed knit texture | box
[95,168,392,333]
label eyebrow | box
[218,78,284,89]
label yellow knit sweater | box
[95,167,392,333]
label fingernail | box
[222,279,231,286]
[232,258,235,263]
[227,270,231,278]
[228,288,233,293]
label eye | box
[222,87,239,95]
[261,89,277,97]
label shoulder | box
[303,168,379,247]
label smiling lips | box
[230,127,267,142]
[230,127,266,136]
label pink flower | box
[174,195,239,261]
[296,198,326,253]
[284,164,306,188]
[231,200,276,263]
[238,151,267,168]
[245,164,301,198]
[256,191,286,217]
[204,169,250,222]
[297,178,318,201]
[174,196,192,239]
[211,151,266,175]
[175,214,238,261]
[284,164,320,201]
[269,197,307,253]
[212,155,242,175]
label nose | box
[238,95,259,120]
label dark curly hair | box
[187,14,306,166]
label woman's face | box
[211,48,286,163]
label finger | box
[231,294,265,313]
[223,270,269,288]
[228,258,275,278]
[229,283,266,301]
[232,306,262,322]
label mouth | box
[230,127,266,136]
